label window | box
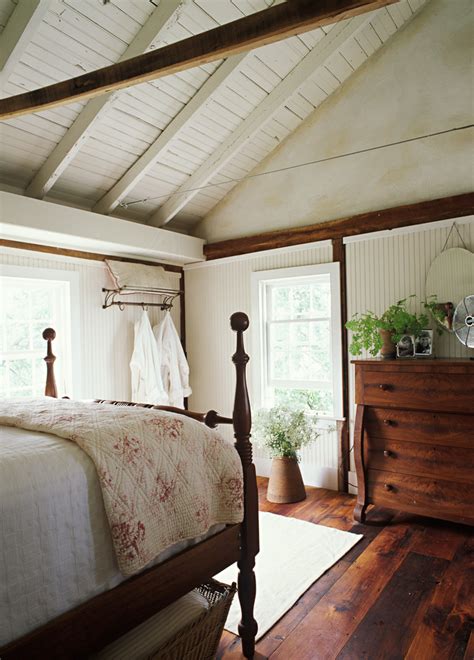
[0,266,79,398]
[252,263,342,418]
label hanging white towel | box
[130,311,169,405]
[153,313,192,408]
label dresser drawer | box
[359,370,474,413]
[365,437,474,483]
[367,469,474,525]
[364,408,473,448]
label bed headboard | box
[42,314,251,434]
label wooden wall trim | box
[332,238,350,492]
[204,193,474,260]
[0,0,394,120]
[0,238,183,273]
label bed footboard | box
[31,313,259,659]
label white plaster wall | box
[197,0,473,242]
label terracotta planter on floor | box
[267,457,306,504]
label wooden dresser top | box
[352,358,474,374]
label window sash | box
[251,262,342,419]
[0,268,79,398]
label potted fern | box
[346,297,430,359]
[253,406,319,503]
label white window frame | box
[251,263,343,421]
[0,264,81,398]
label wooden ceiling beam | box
[203,193,474,260]
[150,12,375,227]
[0,0,395,120]
[24,0,181,199]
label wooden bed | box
[1,312,259,660]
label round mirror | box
[425,247,474,332]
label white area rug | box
[215,511,362,640]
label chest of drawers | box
[352,358,474,526]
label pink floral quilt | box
[0,398,243,575]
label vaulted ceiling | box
[0,0,428,235]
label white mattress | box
[0,426,223,647]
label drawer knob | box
[383,450,393,458]
[384,483,394,492]
[379,384,392,392]
[383,419,394,426]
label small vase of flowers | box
[253,406,320,503]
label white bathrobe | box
[130,311,168,405]
[153,313,192,408]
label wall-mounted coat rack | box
[102,286,182,311]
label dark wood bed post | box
[230,312,259,659]
[42,328,58,398]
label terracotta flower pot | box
[379,329,396,359]
[267,457,306,504]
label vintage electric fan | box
[453,295,474,349]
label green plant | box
[253,406,320,461]
[346,296,429,356]
[423,295,452,334]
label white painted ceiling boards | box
[0,0,428,237]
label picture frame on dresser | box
[414,330,433,357]
[352,358,474,527]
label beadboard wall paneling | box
[186,219,473,490]
[345,219,474,477]
[0,248,181,400]
[184,241,337,488]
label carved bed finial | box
[43,327,58,398]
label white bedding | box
[0,426,224,646]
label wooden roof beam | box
[149,12,375,227]
[0,0,51,96]
[0,0,396,120]
[203,193,474,260]
[25,0,182,199]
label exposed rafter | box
[0,0,50,96]
[149,13,374,227]
[25,0,181,200]
[0,0,395,120]
[93,52,247,216]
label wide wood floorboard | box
[217,477,473,660]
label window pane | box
[270,279,330,321]
[271,287,290,320]
[10,388,33,398]
[31,288,53,320]
[270,320,331,382]
[0,359,7,393]
[274,387,334,415]
[310,281,331,317]
[269,323,290,379]
[4,286,30,320]
[5,322,29,351]
[34,356,46,392]
[290,286,310,318]
[9,358,32,389]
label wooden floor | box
[218,478,473,660]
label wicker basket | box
[149,580,236,660]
